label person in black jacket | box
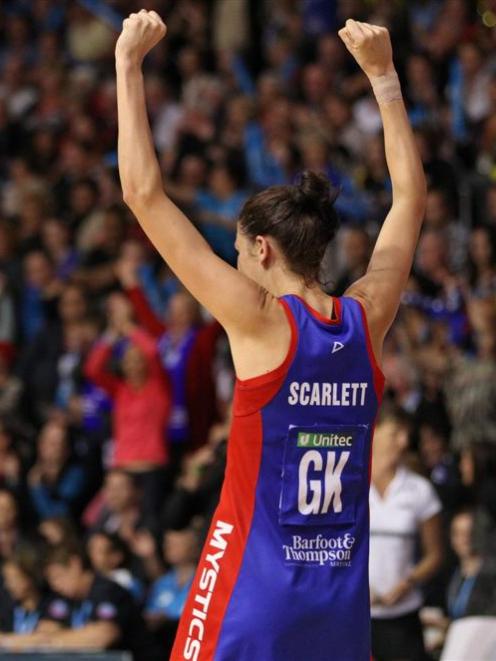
[0,545,163,660]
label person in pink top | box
[85,292,171,511]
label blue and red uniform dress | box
[171,295,384,661]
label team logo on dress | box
[332,341,344,353]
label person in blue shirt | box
[145,526,198,652]
[194,164,248,265]
[0,553,45,635]
[28,420,87,521]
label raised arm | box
[339,21,427,355]
[115,10,270,335]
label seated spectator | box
[164,161,247,264]
[38,516,80,550]
[459,440,496,555]
[87,531,144,602]
[445,298,496,448]
[0,545,162,659]
[421,509,496,653]
[0,420,22,494]
[465,225,496,298]
[0,551,45,634]
[20,250,61,342]
[89,469,162,582]
[145,527,198,652]
[161,419,228,537]
[369,405,443,661]
[0,349,22,419]
[84,294,171,511]
[0,490,32,566]
[41,217,79,282]
[28,420,86,521]
[418,422,463,517]
[74,204,127,294]
[19,283,89,424]
[333,226,371,295]
[447,510,496,620]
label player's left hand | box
[338,19,394,78]
[116,9,166,64]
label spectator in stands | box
[369,405,443,661]
[38,515,80,550]
[20,283,89,424]
[84,294,171,511]
[466,225,496,298]
[145,527,198,652]
[421,509,496,649]
[0,351,21,421]
[445,298,496,448]
[161,418,228,537]
[0,551,45,634]
[418,422,463,517]
[28,420,86,521]
[333,226,371,295]
[0,545,161,659]
[41,217,79,282]
[117,254,222,458]
[0,489,32,566]
[459,441,496,555]
[447,509,496,619]
[20,250,60,342]
[87,531,143,601]
[0,420,22,495]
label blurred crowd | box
[0,0,496,658]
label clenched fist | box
[115,9,166,65]
[338,19,394,78]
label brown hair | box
[239,171,340,284]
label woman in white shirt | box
[370,404,443,661]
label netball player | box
[116,12,426,661]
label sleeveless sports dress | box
[171,295,385,661]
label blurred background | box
[0,0,496,659]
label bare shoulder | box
[227,289,294,381]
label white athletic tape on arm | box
[370,71,402,104]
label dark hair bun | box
[239,170,341,285]
[297,170,340,212]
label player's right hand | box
[115,9,166,64]
[338,19,394,78]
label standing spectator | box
[370,405,443,661]
[117,257,223,457]
[84,298,171,511]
